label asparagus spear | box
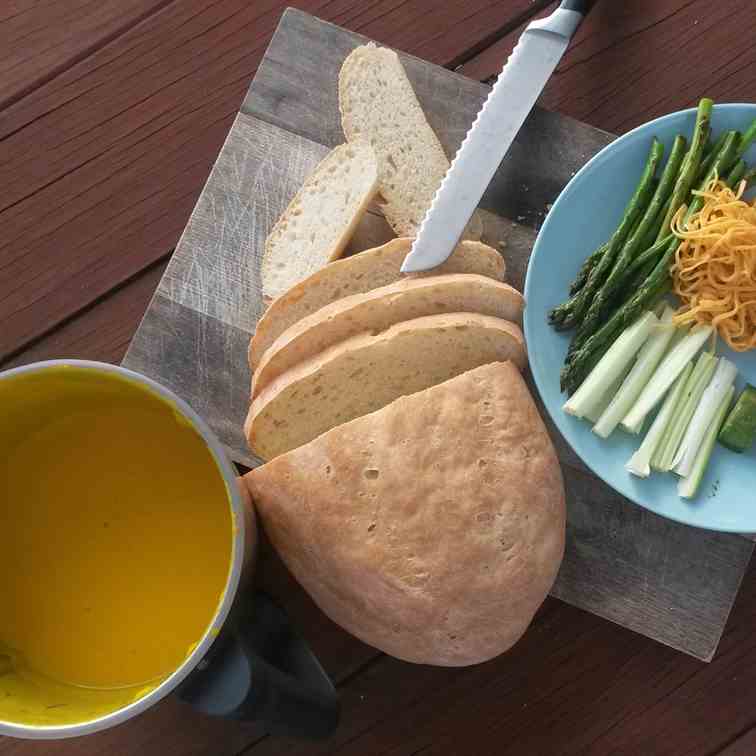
[627,254,661,293]
[561,241,677,395]
[654,98,713,241]
[574,135,686,345]
[565,236,672,364]
[641,194,672,248]
[683,130,738,218]
[726,159,746,187]
[565,104,711,363]
[621,233,675,284]
[551,172,658,327]
[696,130,727,182]
[563,199,656,303]
[622,137,743,288]
[568,243,608,296]
[735,118,756,162]
[550,139,662,331]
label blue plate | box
[524,104,756,532]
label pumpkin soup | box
[0,367,232,712]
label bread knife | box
[401,0,596,273]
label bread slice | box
[250,238,505,367]
[339,43,482,239]
[260,138,379,301]
[245,362,565,666]
[245,313,526,460]
[252,274,524,397]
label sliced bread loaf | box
[261,137,379,301]
[339,43,482,239]
[250,238,506,367]
[252,274,524,397]
[245,362,565,666]
[245,313,526,460]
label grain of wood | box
[0,0,544,362]
[581,562,756,755]
[0,264,166,370]
[459,0,756,135]
[0,0,172,110]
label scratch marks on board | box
[159,113,328,333]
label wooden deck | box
[1,2,756,754]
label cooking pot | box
[0,360,339,741]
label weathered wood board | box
[124,8,753,661]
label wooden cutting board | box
[123,8,753,662]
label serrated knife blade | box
[401,0,595,273]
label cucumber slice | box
[718,384,756,453]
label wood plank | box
[580,562,756,755]
[0,0,170,110]
[124,107,753,661]
[0,0,542,362]
[244,557,756,756]
[290,0,552,70]
[0,263,166,369]
[459,0,756,134]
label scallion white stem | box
[673,357,738,477]
[652,351,717,472]
[620,324,713,433]
[593,307,676,438]
[678,385,734,498]
[626,361,692,478]
[585,362,634,424]
[564,312,657,420]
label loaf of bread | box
[250,238,505,367]
[261,138,379,301]
[339,43,482,239]
[252,274,524,397]
[245,362,565,666]
[246,313,526,460]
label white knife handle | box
[528,8,583,40]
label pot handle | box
[176,592,339,739]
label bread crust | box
[246,362,566,666]
[251,274,524,397]
[250,238,506,367]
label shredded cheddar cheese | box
[671,176,756,351]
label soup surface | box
[0,367,232,714]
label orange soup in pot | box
[0,366,233,727]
